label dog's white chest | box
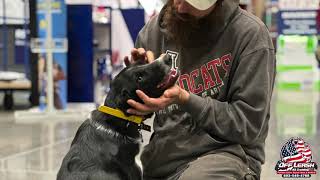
[135,144,144,172]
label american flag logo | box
[280,137,312,163]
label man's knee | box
[177,153,257,180]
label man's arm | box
[181,48,276,145]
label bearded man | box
[126,0,276,179]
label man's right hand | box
[124,48,155,66]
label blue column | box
[67,5,93,102]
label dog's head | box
[104,54,179,113]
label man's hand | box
[124,48,155,66]
[127,85,190,116]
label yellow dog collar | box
[98,105,143,124]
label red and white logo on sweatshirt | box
[159,51,232,115]
[177,53,232,98]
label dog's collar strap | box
[98,106,143,123]
[98,106,151,132]
[89,117,139,144]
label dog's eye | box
[137,76,143,82]
[136,72,145,83]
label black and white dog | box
[57,55,178,180]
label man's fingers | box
[124,56,130,66]
[136,90,156,106]
[131,48,139,58]
[146,51,155,63]
[127,108,150,116]
[127,99,152,113]
[127,89,175,115]
[131,48,146,62]
[131,48,138,54]
[137,48,146,57]
[136,90,172,109]
[131,48,155,64]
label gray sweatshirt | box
[136,0,276,178]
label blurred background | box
[0,0,319,179]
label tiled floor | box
[0,89,319,180]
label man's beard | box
[161,0,214,47]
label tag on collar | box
[140,123,151,132]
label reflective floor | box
[0,89,319,180]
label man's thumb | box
[164,87,178,98]
[164,90,172,98]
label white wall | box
[0,0,27,25]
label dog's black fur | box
[57,55,177,180]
